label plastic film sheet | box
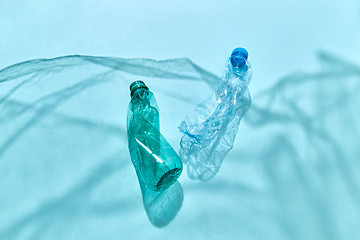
[0,53,360,239]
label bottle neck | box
[130,89,151,114]
[130,81,149,97]
[131,88,149,100]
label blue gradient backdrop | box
[0,1,359,239]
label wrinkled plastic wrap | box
[0,53,360,240]
[179,58,252,181]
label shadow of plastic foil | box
[240,52,360,239]
[0,52,360,239]
[0,55,217,238]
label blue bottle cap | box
[230,48,248,68]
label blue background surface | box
[0,1,360,239]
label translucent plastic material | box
[1,52,360,238]
[127,81,183,191]
[179,48,252,181]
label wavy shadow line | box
[0,70,116,159]
[245,52,360,217]
[0,152,128,239]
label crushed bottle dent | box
[179,48,252,181]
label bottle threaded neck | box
[130,80,149,96]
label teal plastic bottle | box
[127,81,182,191]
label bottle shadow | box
[138,176,184,228]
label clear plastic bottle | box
[127,80,183,191]
[179,48,252,181]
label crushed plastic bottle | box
[127,80,183,191]
[179,48,252,181]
